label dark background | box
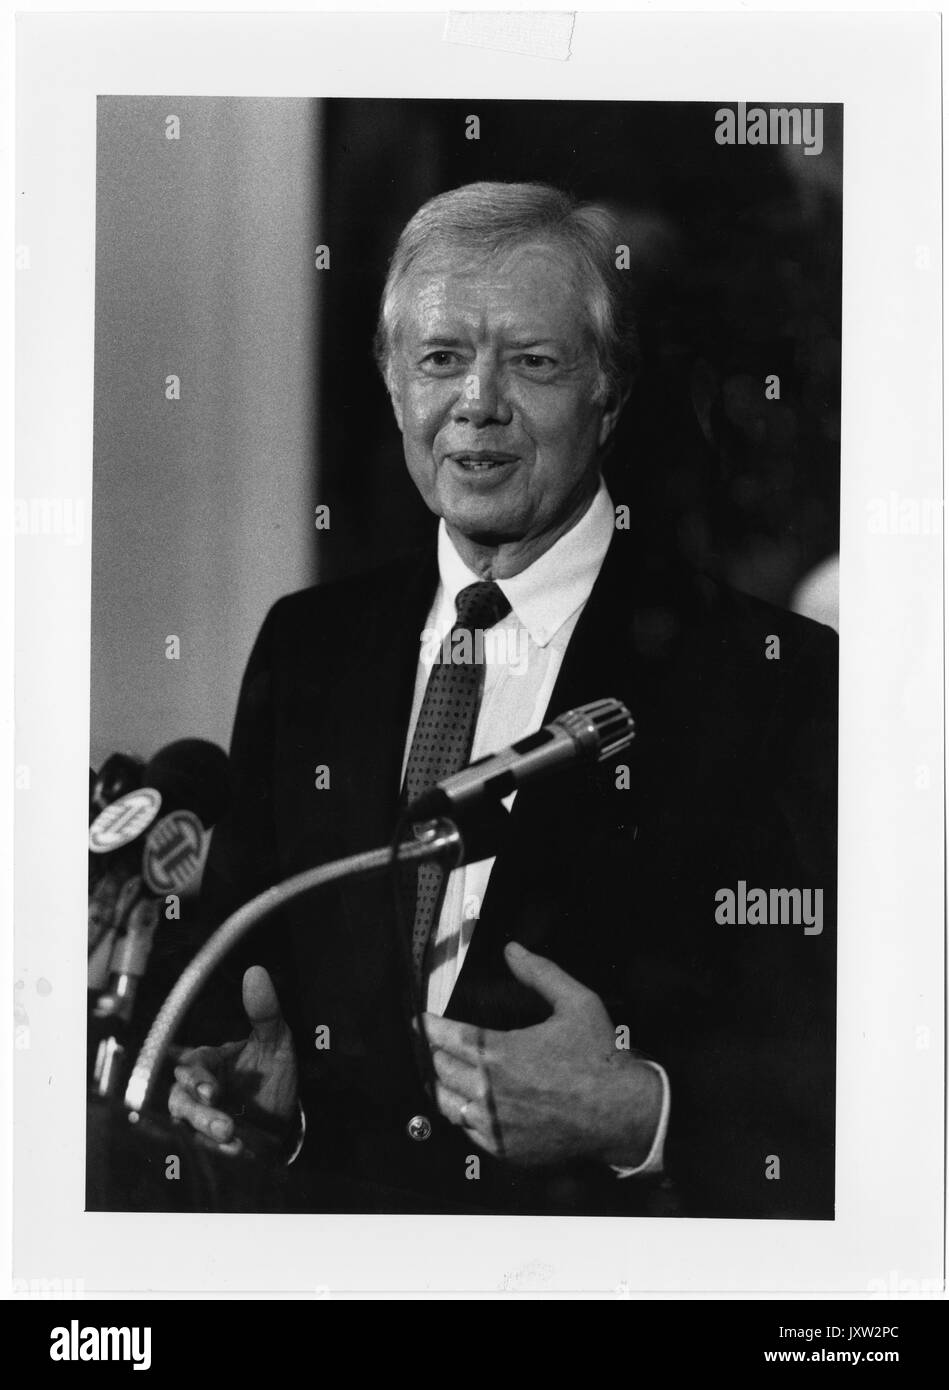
[317,99,842,607]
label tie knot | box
[453,581,511,632]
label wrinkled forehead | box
[395,240,595,349]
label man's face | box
[386,242,624,553]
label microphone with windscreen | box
[89,739,231,1044]
[143,738,231,827]
[405,697,635,821]
[89,739,231,864]
[90,753,145,819]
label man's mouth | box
[446,451,519,472]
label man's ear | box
[597,379,630,449]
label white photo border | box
[13,9,944,1296]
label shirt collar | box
[435,478,615,648]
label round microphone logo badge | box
[89,787,162,853]
[142,810,206,894]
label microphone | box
[88,754,146,897]
[406,697,635,821]
[143,738,231,827]
[90,753,145,821]
[91,802,220,1095]
[88,774,161,981]
[89,738,231,859]
[94,889,161,1026]
[89,740,230,969]
[90,741,231,1076]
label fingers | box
[170,1040,245,1151]
[423,1016,506,1155]
[433,1082,500,1155]
[173,1042,242,1105]
[503,940,594,1010]
[430,1045,484,1100]
[173,1059,218,1104]
[421,1012,495,1064]
[430,1051,504,1158]
[168,1080,241,1151]
[434,1080,477,1128]
[242,965,286,1048]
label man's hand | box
[422,941,663,1169]
[168,965,298,1156]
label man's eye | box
[517,354,556,371]
[421,351,461,370]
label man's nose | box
[450,362,513,427]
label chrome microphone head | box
[552,698,636,762]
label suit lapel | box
[317,548,439,857]
[445,533,648,1022]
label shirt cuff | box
[285,1100,306,1166]
[610,1062,670,1178]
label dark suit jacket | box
[195,527,837,1218]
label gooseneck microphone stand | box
[123,816,465,1117]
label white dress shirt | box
[400,479,669,1176]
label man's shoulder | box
[264,550,434,633]
[700,575,837,662]
[604,537,837,666]
[671,571,838,730]
[599,542,838,716]
[677,573,838,710]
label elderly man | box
[169,182,837,1217]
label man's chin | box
[460,527,523,548]
[442,507,525,550]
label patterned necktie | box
[403,580,512,985]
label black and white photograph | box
[12,8,944,1307]
[87,95,841,1221]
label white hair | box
[374,181,639,402]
